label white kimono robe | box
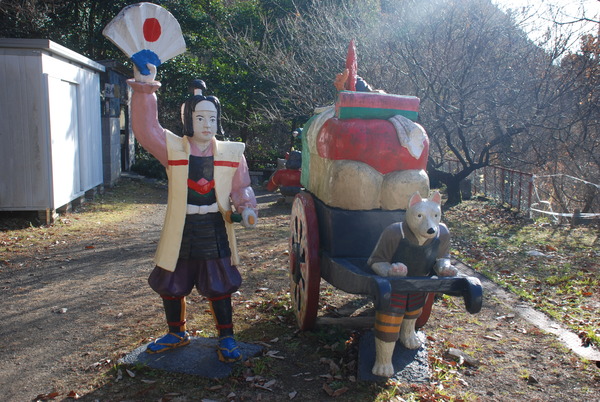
[154,131,245,272]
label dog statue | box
[367,191,458,377]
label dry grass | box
[444,199,600,348]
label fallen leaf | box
[254,384,274,392]
[444,348,481,367]
[526,375,539,384]
[332,387,349,397]
[266,350,284,359]
[66,390,80,399]
[35,392,60,400]
[289,391,297,399]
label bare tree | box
[372,0,552,204]
[220,0,382,121]
[501,1,600,212]
[218,0,383,160]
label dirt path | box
[0,178,598,401]
[0,183,168,399]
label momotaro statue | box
[367,191,458,377]
[105,2,258,363]
[129,71,258,362]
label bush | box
[131,149,167,180]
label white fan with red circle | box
[103,2,186,75]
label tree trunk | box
[428,165,475,207]
[445,178,463,206]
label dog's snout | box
[427,228,436,235]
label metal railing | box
[440,160,533,214]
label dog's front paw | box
[372,362,395,377]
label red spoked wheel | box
[415,293,435,329]
[289,192,320,330]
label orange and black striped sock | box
[404,307,423,321]
[374,311,403,342]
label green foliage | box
[131,148,166,180]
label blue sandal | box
[146,331,190,354]
[217,335,242,362]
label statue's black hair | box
[182,93,223,137]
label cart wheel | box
[289,192,320,330]
[415,293,435,329]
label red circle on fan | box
[143,18,161,42]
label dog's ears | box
[409,192,423,208]
[430,191,442,205]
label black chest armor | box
[187,155,217,206]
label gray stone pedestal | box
[119,337,263,378]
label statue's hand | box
[133,63,157,83]
[389,262,408,277]
[371,262,407,277]
[241,208,258,229]
[434,258,459,277]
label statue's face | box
[192,100,218,143]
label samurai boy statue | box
[128,64,258,362]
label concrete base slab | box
[358,330,430,382]
[119,337,263,378]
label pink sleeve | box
[128,80,169,167]
[231,154,258,213]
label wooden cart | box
[288,88,482,330]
